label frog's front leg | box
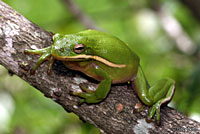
[133,66,175,125]
[24,46,53,74]
[71,63,112,104]
[24,46,51,55]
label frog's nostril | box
[60,48,64,52]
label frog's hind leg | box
[133,66,175,125]
[147,79,175,124]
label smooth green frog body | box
[24,30,175,124]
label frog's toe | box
[145,116,153,123]
[147,101,162,124]
[69,90,79,96]
[78,99,85,105]
[24,49,29,54]
[156,119,161,126]
[146,115,161,125]
[79,83,95,93]
[47,69,52,75]
[147,105,156,119]
[69,90,86,105]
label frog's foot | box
[70,63,112,104]
[146,79,175,125]
[79,83,95,93]
[71,80,111,104]
[71,89,99,104]
[24,46,53,74]
[146,100,163,125]
[70,92,85,106]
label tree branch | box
[0,1,200,134]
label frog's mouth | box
[53,54,126,68]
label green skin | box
[24,30,175,124]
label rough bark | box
[0,1,200,134]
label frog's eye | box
[74,44,85,54]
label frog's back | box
[77,30,140,83]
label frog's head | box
[51,31,126,68]
[51,33,89,61]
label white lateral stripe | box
[60,54,126,68]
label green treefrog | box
[24,30,175,124]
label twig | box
[181,0,200,21]
[64,0,99,30]
[150,1,197,55]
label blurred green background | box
[0,0,200,134]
